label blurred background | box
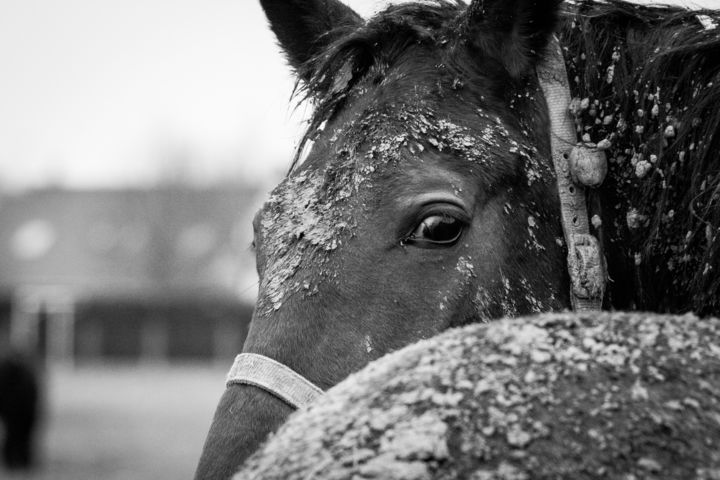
[0,0,717,479]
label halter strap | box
[226,353,324,409]
[537,37,606,311]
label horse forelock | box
[290,1,486,172]
[559,1,720,314]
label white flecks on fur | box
[606,64,615,84]
[519,277,545,314]
[525,215,545,252]
[499,272,518,317]
[364,335,373,354]
[472,288,492,321]
[626,208,647,230]
[456,256,475,277]
[259,167,354,312]
[635,159,652,178]
[596,138,612,150]
[697,14,717,30]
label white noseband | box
[226,353,324,409]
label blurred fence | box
[0,187,260,366]
[1,288,253,365]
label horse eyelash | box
[398,235,415,247]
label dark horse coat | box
[235,312,720,479]
[196,0,720,477]
[0,351,40,470]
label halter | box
[537,37,607,311]
[225,37,606,411]
[226,353,323,409]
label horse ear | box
[260,0,363,79]
[461,0,563,78]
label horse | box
[233,312,720,479]
[195,0,720,478]
[0,350,40,470]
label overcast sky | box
[0,0,717,192]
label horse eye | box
[406,214,464,247]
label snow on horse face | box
[196,0,720,477]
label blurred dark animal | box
[235,312,720,480]
[195,1,720,478]
[0,351,40,470]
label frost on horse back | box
[235,312,720,480]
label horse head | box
[195,0,720,477]
[196,0,575,477]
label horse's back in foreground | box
[235,312,720,479]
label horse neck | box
[558,6,720,315]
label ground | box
[0,363,225,480]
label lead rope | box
[537,37,607,311]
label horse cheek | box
[194,384,291,479]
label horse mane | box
[559,1,720,314]
[289,0,720,315]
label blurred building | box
[0,186,259,364]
